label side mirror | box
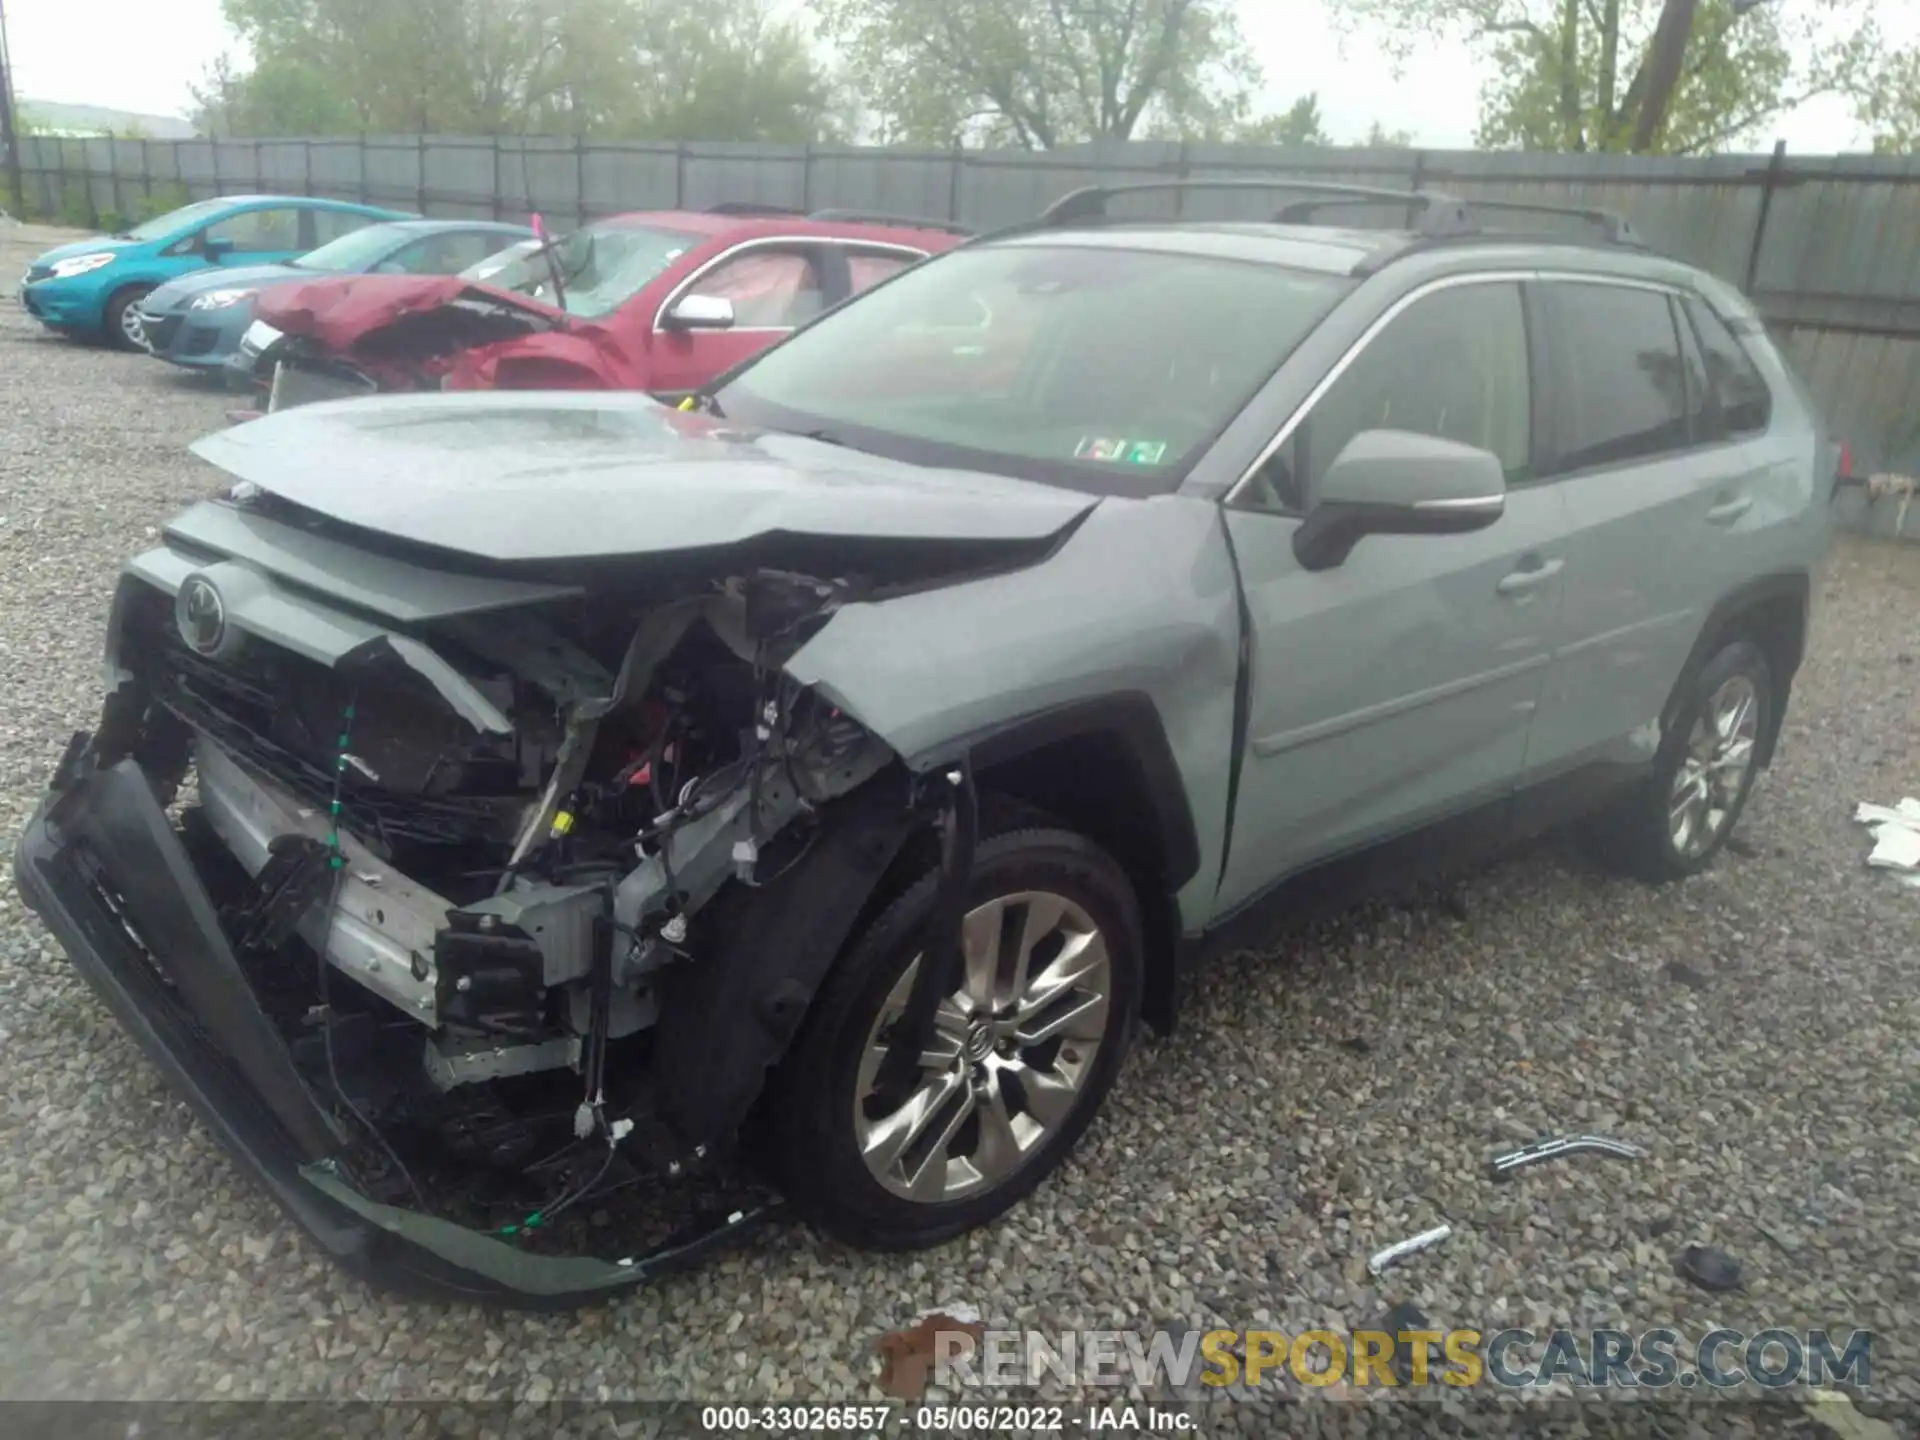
[662,293,736,331]
[1292,429,1507,571]
[202,235,235,260]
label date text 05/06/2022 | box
[698,1404,1196,1432]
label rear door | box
[647,241,828,396]
[1521,277,1747,787]
[1216,276,1567,913]
[822,244,928,305]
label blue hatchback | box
[136,219,534,374]
[18,194,412,350]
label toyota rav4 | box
[14,180,1837,1306]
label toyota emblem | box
[177,576,228,656]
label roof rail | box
[807,208,975,236]
[1437,195,1643,246]
[704,201,804,216]
[1034,177,1645,251]
[1039,178,1435,226]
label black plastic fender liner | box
[650,775,932,1150]
[871,761,977,1104]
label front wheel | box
[771,826,1142,1249]
[103,284,155,352]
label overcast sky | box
[3,0,1890,151]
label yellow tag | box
[549,810,575,837]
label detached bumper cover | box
[11,738,762,1307]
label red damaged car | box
[232,205,971,408]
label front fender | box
[784,492,1241,934]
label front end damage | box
[247,276,634,410]
[12,507,989,1305]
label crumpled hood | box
[145,263,309,311]
[31,235,139,267]
[253,273,563,352]
[188,389,1097,563]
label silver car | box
[14,181,1836,1304]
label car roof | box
[589,209,968,247]
[200,194,399,212]
[377,218,535,235]
[984,219,1706,289]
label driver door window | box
[693,248,824,329]
[203,207,304,255]
[1247,281,1532,514]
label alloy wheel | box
[853,890,1112,1203]
[1668,673,1759,860]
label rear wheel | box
[771,826,1142,1249]
[103,284,155,352]
[1583,640,1772,881]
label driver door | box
[649,243,827,396]
[1214,277,1569,915]
[199,205,307,266]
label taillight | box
[1838,441,1852,481]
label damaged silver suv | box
[15,180,1836,1305]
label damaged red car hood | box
[187,390,1098,563]
[254,273,564,351]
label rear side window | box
[1685,298,1772,436]
[847,250,918,295]
[1541,283,1689,474]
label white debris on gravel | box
[1855,798,1920,888]
[2,223,1919,1430]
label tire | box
[769,825,1143,1250]
[103,285,155,352]
[1582,639,1773,882]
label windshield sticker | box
[1075,437,1169,464]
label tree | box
[1361,119,1417,145]
[811,0,1265,147]
[203,0,842,141]
[1228,94,1333,146]
[192,53,362,136]
[1327,0,1881,153]
[1858,45,1919,153]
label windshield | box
[477,222,699,318]
[291,222,413,272]
[123,197,235,242]
[713,243,1353,494]
[462,239,540,284]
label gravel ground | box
[1,220,1917,1434]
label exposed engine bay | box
[110,551,925,1250]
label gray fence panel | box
[362,139,420,211]
[803,147,957,221]
[580,144,682,216]
[419,138,499,217]
[305,141,364,203]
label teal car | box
[19,194,412,351]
